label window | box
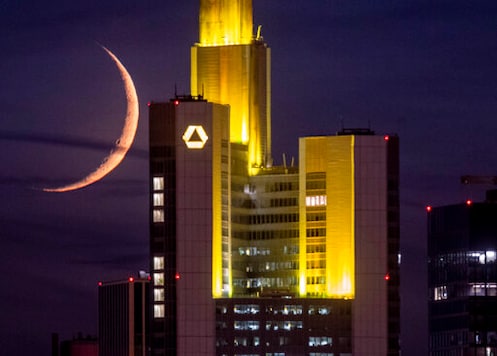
[306,195,327,207]
[266,321,302,331]
[153,256,164,270]
[309,336,332,347]
[153,209,164,223]
[234,304,260,314]
[434,286,447,300]
[282,305,303,315]
[154,273,164,286]
[234,337,248,346]
[234,321,259,331]
[153,193,164,206]
[154,304,164,318]
[153,177,164,190]
[154,288,164,301]
[309,305,331,315]
[216,305,228,314]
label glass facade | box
[215,299,352,355]
[428,198,497,355]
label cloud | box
[0,130,148,158]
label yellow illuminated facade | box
[199,0,253,46]
[191,0,271,172]
[299,136,355,298]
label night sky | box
[2,1,497,355]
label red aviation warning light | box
[384,135,389,141]
[128,277,134,283]
[426,206,432,213]
[466,199,473,206]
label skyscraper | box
[428,191,497,355]
[191,0,270,172]
[149,1,400,355]
[149,97,230,355]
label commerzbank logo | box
[182,125,208,149]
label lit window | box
[153,256,164,270]
[234,337,248,346]
[434,286,447,300]
[234,304,260,314]
[153,177,164,190]
[234,320,259,330]
[154,288,164,301]
[154,304,164,318]
[154,273,164,286]
[153,209,164,223]
[487,251,496,263]
[306,195,327,207]
[308,305,331,315]
[308,336,332,347]
[153,193,164,206]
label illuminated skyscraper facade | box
[149,1,400,355]
[191,0,270,172]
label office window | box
[153,256,164,270]
[154,288,164,301]
[234,337,248,346]
[234,320,259,330]
[154,304,164,318]
[308,306,332,315]
[434,286,447,301]
[154,273,164,286]
[309,336,332,347]
[153,193,164,206]
[153,209,164,223]
[153,176,164,190]
[234,304,260,314]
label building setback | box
[428,191,497,355]
[148,1,400,355]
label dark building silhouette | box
[428,190,497,355]
[98,274,149,356]
[51,333,98,356]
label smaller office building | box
[98,274,150,356]
[428,190,497,355]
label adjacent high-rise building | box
[98,275,149,356]
[428,191,497,355]
[149,97,230,355]
[149,1,400,355]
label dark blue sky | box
[1,1,497,354]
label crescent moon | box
[43,46,139,193]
